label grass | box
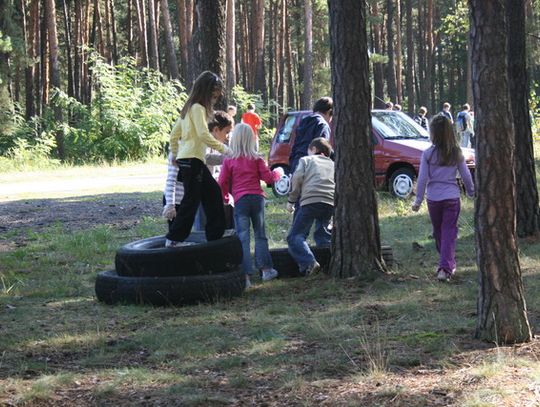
[1,164,540,405]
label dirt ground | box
[0,193,160,252]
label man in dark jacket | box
[289,97,333,173]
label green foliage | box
[3,55,188,162]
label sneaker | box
[165,239,196,248]
[245,275,252,289]
[436,268,450,282]
[262,268,279,282]
[305,261,321,277]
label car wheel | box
[389,168,416,199]
[95,268,245,306]
[115,232,243,277]
[272,166,291,197]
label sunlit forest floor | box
[1,161,540,406]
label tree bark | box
[395,0,402,104]
[62,0,75,97]
[135,0,149,67]
[252,0,266,97]
[45,0,65,159]
[160,0,179,79]
[225,0,236,92]
[405,0,414,113]
[195,0,227,106]
[302,0,313,109]
[385,0,397,103]
[328,0,385,279]
[24,0,37,118]
[371,1,385,108]
[470,0,532,344]
[147,0,160,70]
[506,0,540,238]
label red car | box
[268,109,475,198]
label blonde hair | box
[229,123,259,159]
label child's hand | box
[411,203,420,212]
[286,203,295,213]
[273,167,285,178]
[162,204,176,221]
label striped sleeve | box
[164,154,180,206]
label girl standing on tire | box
[219,123,282,287]
[166,71,230,247]
[412,114,474,282]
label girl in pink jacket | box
[219,124,282,288]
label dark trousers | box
[166,158,225,242]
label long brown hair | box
[429,114,462,166]
[180,71,224,120]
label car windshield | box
[276,115,297,143]
[372,111,429,140]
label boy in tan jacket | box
[286,138,335,276]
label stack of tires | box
[270,245,394,278]
[95,232,245,306]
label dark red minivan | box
[267,109,475,198]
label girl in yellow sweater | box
[166,71,230,247]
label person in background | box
[414,106,429,130]
[393,104,402,112]
[218,124,282,288]
[227,105,237,124]
[241,103,262,137]
[289,97,333,173]
[455,103,474,148]
[385,101,394,110]
[412,114,474,282]
[287,138,335,277]
[166,71,230,247]
[441,102,453,123]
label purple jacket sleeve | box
[458,158,475,198]
[414,150,429,206]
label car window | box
[372,117,400,140]
[372,111,429,139]
[276,115,297,143]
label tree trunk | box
[135,0,149,67]
[425,0,434,113]
[301,0,313,109]
[395,0,402,104]
[416,1,426,108]
[252,0,266,97]
[470,0,532,344]
[225,0,235,92]
[405,0,414,113]
[147,0,160,70]
[329,0,385,279]
[385,0,397,103]
[195,0,227,106]
[45,0,65,159]
[24,0,37,118]
[62,0,75,97]
[371,1,385,108]
[507,0,540,237]
[160,0,179,79]
[109,0,118,63]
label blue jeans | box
[287,203,333,272]
[234,194,273,275]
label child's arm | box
[205,152,225,166]
[192,104,227,153]
[412,151,429,210]
[257,158,281,185]
[458,158,475,198]
[288,159,306,205]
[169,118,182,158]
[218,159,232,203]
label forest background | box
[1,0,540,166]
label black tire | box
[389,167,416,199]
[271,166,291,197]
[95,268,245,306]
[269,246,331,278]
[115,232,243,277]
[270,245,393,277]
